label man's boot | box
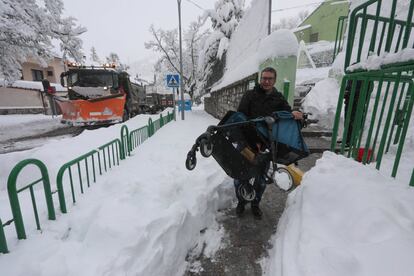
[236,201,246,217]
[251,204,262,219]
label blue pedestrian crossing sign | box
[166,74,180,88]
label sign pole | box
[178,0,185,120]
[173,88,177,121]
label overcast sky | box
[62,0,320,65]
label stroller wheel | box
[185,154,197,170]
[272,167,294,191]
[200,138,213,157]
[238,182,256,201]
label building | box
[294,0,349,43]
[0,55,67,115]
[21,56,65,84]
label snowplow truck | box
[57,65,141,126]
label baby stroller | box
[185,111,312,201]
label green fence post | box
[410,169,414,187]
[7,159,55,240]
[283,80,290,100]
[160,114,164,127]
[0,219,8,254]
[148,118,153,137]
[120,125,129,159]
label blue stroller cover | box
[257,111,309,154]
[222,111,309,165]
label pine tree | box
[90,47,101,64]
[106,52,129,71]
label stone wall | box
[204,73,257,119]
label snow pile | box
[329,51,345,79]
[258,29,299,63]
[0,109,234,275]
[296,67,330,85]
[347,48,414,72]
[306,40,335,55]
[213,1,299,91]
[265,151,414,276]
[212,0,269,91]
[302,78,341,130]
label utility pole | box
[268,0,272,35]
[177,0,185,120]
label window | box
[31,69,44,81]
[47,70,53,77]
[310,32,319,43]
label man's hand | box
[292,111,303,120]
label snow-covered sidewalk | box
[0,109,233,275]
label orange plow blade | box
[56,95,126,126]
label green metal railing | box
[98,139,122,172]
[2,110,176,253]
[4,159,56,242]
[331,65,414,178]
[153,118,161,133]
[344,0,414,70]
[120,125,129,159]
[0,218,8,253]
[56,150,100,213]
[332,0,414,184]
[148,118,154,137]
[333,16,348,62]
[283,80,290,100]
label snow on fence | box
[344,0,414,71]
[0,111,175,254]
[331,0,414,182]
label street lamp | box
[177,0,185,120]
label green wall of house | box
[294,0,349,43]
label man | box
[235,67,302,219]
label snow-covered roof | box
[212,28,299,91]
[292,24,311,33]
[211,0,269,91]
[258,29,299,61]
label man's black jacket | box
[236,85,292,148]
[237,85,292,118]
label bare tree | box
[145,19,207,97]
[272,10,309,31]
